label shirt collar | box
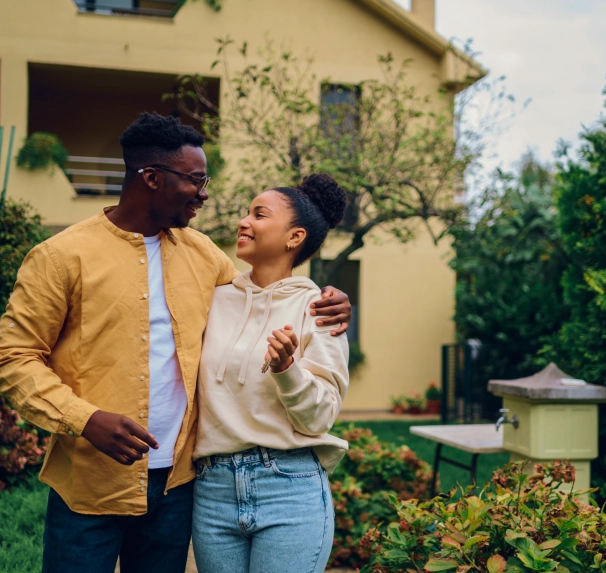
[99,207,178,245]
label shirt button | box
[139,413,145,419]
[9,323,15,328]
[134,233,139,238]
[142,335,147,341]
[140,473,146,478]
[140,487,145,492]
[140,375,145,381]
[68,430,74,436]
[139,480,145,485]
[140,259,145,264]
[143,294,148,299]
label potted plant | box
[425,381,441,414]
[405,394,423,414]
[389,395,405,414]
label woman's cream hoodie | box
[193,271,349,473]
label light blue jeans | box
[191,446,334,573]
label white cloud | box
[396,0,606,177]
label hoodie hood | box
[216,271,319,385]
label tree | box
[450,152,567,385]
[536,123,606,499]
[167,38,490,284]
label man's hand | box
[81,410,159,465]
[311,287,351,336]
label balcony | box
[73,0,182,19]
[28,63,219,197]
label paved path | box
[339,410,440,422]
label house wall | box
[0,0,457,409]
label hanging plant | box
[204,0,223,11]
[16,132,68,173]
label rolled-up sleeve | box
[0,243,98,436]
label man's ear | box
[140,168,161,191]
[289,227,307,248]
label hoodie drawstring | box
[237,282,280,384]
[216,286,253,382]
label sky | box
[395,0,606,179]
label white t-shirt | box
[144,234,188,469]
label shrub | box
[328,423,433,569]
[0,396,49,491]
[361,460,606,573]
[0,200,51,490]
[425,382,440,401]
[16,132,68,173]
[0,199,52,309]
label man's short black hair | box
[119,112,204,173]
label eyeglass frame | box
[137,165,211,195]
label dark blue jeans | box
[42,468,193,573]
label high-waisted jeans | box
[191,446,334,573]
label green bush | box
[328,423,433,569]
[0,200,51,489]
[362,460,605,573]
[15,132,68,173]
[0,199,52,309]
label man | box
[0,113,351,573]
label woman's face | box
[236,190,305,266]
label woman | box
[191,173,349,573]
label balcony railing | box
[74,0,181,19]
[66,156,125,196]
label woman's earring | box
[286,243,294,251]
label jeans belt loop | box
[204,456,213,469]
[260,446,271,467]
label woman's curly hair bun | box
[296,173,347,229]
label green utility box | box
[488,363,606,491]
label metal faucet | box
[495,408,519,431]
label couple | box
[0,113,350,573]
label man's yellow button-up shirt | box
[0,209,237,515]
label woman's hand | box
[265,325,299,373]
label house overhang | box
[355,0,488,91]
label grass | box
[0,476,47,573]
[0,420,508,572]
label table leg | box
[470,453,479,489]
[430,443,442,498]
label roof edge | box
[355,0,487,83]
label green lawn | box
[0,477,47,573]
[0,420,508,572]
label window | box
[320,83,360,135]
[311,259,360,343]
[74,0,181,18]
[320,84,360,231]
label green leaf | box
[561,551,582,566]
[463,534,489,551]
[424,559,458,571]
[539,540,561,550]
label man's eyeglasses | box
[137,165,211,195]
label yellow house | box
[0,0,484,411]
